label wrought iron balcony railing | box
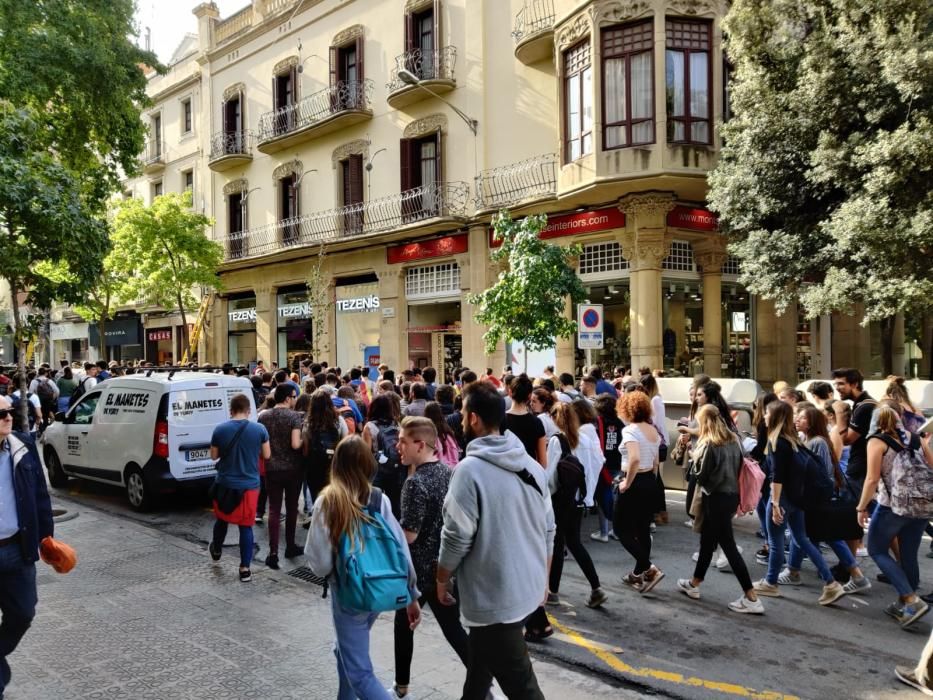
[512,0,556,43]
[141,140,166,166]
[256,79,374,143]
[474,153,558,211]
[386,46,458,93]
[222,181,471,262]
[209,130,253,161]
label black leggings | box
[394,587,469,686]
[613,471,658,575]
[693,492,753,592]
[550,501,600,593]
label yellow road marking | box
[546,614,799,700]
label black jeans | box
[550,501,600,593]
[373,467,405,520]
[394,587,469,686]
[655,470,667,514]
[685,471,697,522]
[0,540,37,697]
[613,471,657,575]
[694,492,753,592]
[462,621,544,700]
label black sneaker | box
[284,545,303,559]
[239,568,252,582]
[255,515,264,526]
[265,554,280,570]
[208,541,221,562]
[878,572,891,585]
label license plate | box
[186,448,211,462]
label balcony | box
[222,181,471,262]
[512,0,556,65]
[208,130,254,172]
[256,80,374,154]
[386,46,458,109]
[474,153,558,212]
[141,141,166,174]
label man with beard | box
[435,381,554,699]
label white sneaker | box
[677,578,701,599]
[842,576,871,594]
[608,529,619,540]
[777,568,802,586]
[691,551,700,562]
[753,578,782,597]
[856,546,868,557]
[729,595,765,614]
[684,519,694,528]
[589,531,609,543]
[649,522,657,533]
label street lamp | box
[397,68,478,135]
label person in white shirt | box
[545,402,607,609]
[530,387,559,439]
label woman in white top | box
[569,398,606,508]
[545,403,607,609]
[531,386,559,439]
[614,391,664,593]
[640,374,669,525]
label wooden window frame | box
[400,131,442,221]
[329,34,365,111]
[341,154,364,234]
[404,0,441,79]
[601,20,655,151]
[562,40,593,164]
[181,98,192,134]
[665,18,712,145]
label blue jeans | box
[789,538,857,571]
[867,505,927,598]
[0,540,37,697]
[766,498,834,584]
[212,520,254,568]
[330,593,391,700]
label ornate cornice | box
[618,192,677,219]
[333,24,363,48]
[633,233,671,270]
[223,82,245,102]
[589,0,652,26]
[404,0,433,12]
[694,239,729,273]
[254,282,274,296]
[273,159,302,181]
[273,56,299,75]
[403,113,447,139]
[556,13,590,50]
[222,178,248,196]
[666,0,722,17]
[331,139,370,168]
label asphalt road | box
[49,479,927,699]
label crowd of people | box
[203,358,933,698]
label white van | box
[41,372,257,511]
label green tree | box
[708,0,933,374]
[110,192,223,363]
[0,103,108,423]
[0,0,160,209]
[74,249,133,359]
[469,212,586,363]
[305,244,333,362]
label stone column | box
[619,231,639,365]
[376,266,403,371]
[208,297,227,365]
[461,224,505,372]
[619,193,675,372]
[755,298,798,387]
[695,240,728,378]
[254,283,276,365]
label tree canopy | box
[110,192,223,360]
[470,212,586,356]
[708,0,933,325]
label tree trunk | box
[177,290,189,365]
[922,313,933,381]
[8,283,28,431]
[879,315,894,377]
[97,317,107,359]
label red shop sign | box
[489,207,625,247]
[147,329,172,342]
[387,233,469,265]
[667,206,718,232]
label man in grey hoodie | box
[436,381,554,700]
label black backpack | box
[304,426,340,495]
[11,392,36,431]
[554,434,586,507]
[36,378,56,409]
[790,445,834,510]
[68,376,94,408]
[376,423,401,475]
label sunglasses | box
[0,409,11,420]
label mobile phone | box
[921,415,933,435]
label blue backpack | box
[333,487,412,613]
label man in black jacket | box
[0,394,53,698]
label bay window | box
[602,20,654,149]
[563,41,593,162]
[665,18,711,144]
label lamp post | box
[396,69,478,135]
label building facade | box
[132,0,912,383]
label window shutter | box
[434,130,442,184]
[272,75,278,109]
[355,36,364,84]
[329,46,338,86]
[405,12,416,53]
[237,89,244,131]
[399,138,412,192]
[348,153,364,205]
[433,0,442,46]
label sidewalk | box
[9,502,632,699]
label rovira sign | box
[577,303,604,350]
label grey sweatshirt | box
[438,431,555,627]
[304,491,420,603]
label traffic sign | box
[577,303,603,349]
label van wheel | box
[44,448,68,488]
[125,466,151,512]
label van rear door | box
[167,385,255,481]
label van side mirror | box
[54,411,66,423]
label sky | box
[134,0,249,64]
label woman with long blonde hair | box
[305,435,421,699]
[678,405,761,613]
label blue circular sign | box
[582,309,600,328]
